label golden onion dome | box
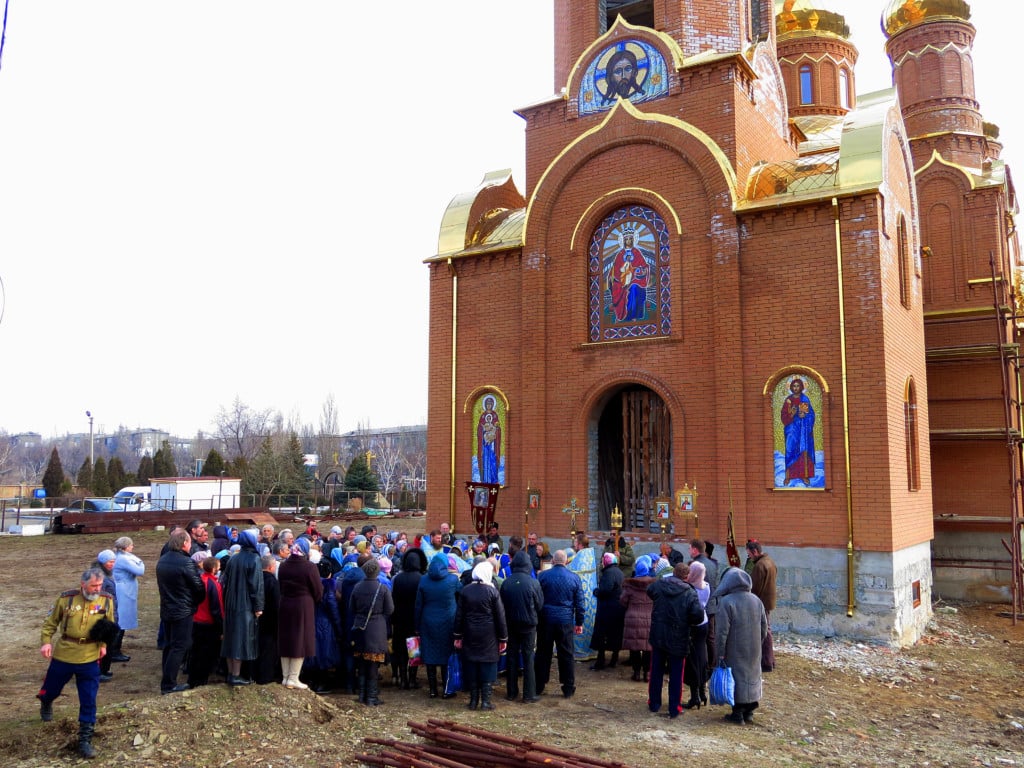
[881,0,971,39]
[775,0,851,41]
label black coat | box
[454,580,508,663]
[499,550,543,627]
[646,575,704,657]
[591,563,625,651]
[391,549,427,643]
[156,549,204,622]
[348,576,394,656]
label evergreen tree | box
[344,451,379,493]
[107,456,126,492]
[245,438,280,506]
[42,448,65,499]
[202,449,227,477]
[77,458,93,493]
[92,457,111,496]
[137,455,154,485]
[152,440,176,477]
[282,433,309,497]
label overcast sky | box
[0,1,1018,439]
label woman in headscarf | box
[453,560,508,710]
[111,536,144,661]
[714,567,768,724]
[415,552,462,698]
[335,553,366,693]
[682,560,710,709]
[348,558,394,705]
[619,554,655,682]
[220,529,265,686]
[390,546,428,690]
[589,551,625,670]
[277,537,323,689]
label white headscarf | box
[472,560,494,586]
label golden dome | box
[881,0,971,39]
[775,0,851,41]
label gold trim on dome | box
[881,0,972,39]
[435,170,518,259]
[570,188,682,252]
[775,0,851,40]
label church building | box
[425,0,1021,644]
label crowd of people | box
[37,517,777,759]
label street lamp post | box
[85,411,94,471]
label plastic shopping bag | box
[406,636,423,667]
[709,661,735,707]
[444,651,462,696]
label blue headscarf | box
[292,537,310,557]
[633,555,652,578]
[238,530,259,551]
[331,547,347,570]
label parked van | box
[113,486,152,511]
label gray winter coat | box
[714,567,768,705]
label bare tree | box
[371,435,404,501]
[214,397,275,463]
[317,394,341,469]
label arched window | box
[904,378,920,491]
[799,64,814,105]
[839,69,850,109]
[898,215,911,308]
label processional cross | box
[561,496,586,537]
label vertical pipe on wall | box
[833,197,856,617]
[447,258,458,529]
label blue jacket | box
[414,553,461,665]
[312,574,342,670]
[537,563,584,627]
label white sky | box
[0,1,1018,439]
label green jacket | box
[603,535,635,569]
[41,589,114,664]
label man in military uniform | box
[37,567,115,759]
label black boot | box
[467,687,480,710]
[78,721,97,759]
[355,663,368,704]
[427,665,439,698]
[399,665,409,690]
[590,651,606,671]
[39,698,53,722]
[480,683,495,711]
[724,704,745,724]
[700,685,708,706]
[682,685,702,710]
[408,666,421,689]
[365,664,384,706]
[109,630,131,663]
[608,652,618,668]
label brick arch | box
[523,99,737,249]
[574,370,685,530]
[575,369,685,433]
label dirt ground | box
[1,529,1022,768]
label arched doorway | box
[594,385,672,532]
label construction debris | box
[354,719,634,768]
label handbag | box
[444,651,462,696]
[709,661,735,707]
[406,635,423,667]
[350,583,382,652]
[761,623,775,672]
